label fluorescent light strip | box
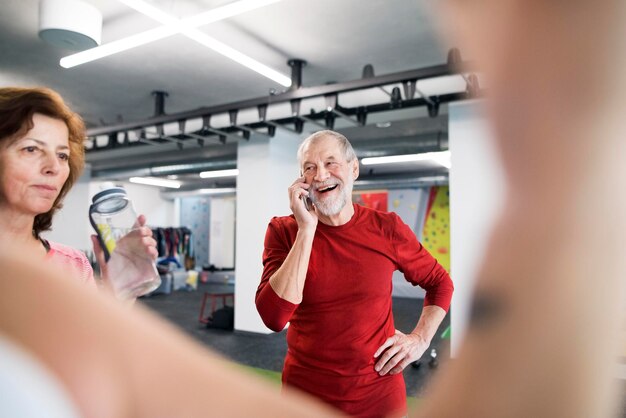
[61,0,291,86]
[116,0,174,22]
[361,151,451,169]
[181,31,291,86]
[161,188,237,199]
[120,0,291,86]
[198,188,237,195]
[186,0,283,27]
[61,26,177,67]
[199,168,239,179]
[129,176,182,188]
[120,0,282,27]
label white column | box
[209,197,236,269]
[44,164,92,251]
[449,101,506,355]
[235,130,302,333]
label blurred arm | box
[0,251,343,418]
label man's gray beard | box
[311,181,353,217]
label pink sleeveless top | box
[44,240,96,289]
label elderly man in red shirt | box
[256,130,453,418]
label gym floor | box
[139,281,451,397]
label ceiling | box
[1,0,463,190]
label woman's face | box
[0,113,70,217]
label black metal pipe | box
[87,92,464,153]
[152,91,168,117]
[287,59,306,90]
[87,62,471,137]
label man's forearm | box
[410,305,447,346]
[268,228,315,304]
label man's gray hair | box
[297,130,357,165]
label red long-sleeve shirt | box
[256,204,453,418]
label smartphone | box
[300,173,313,211]
[302,195,313,211]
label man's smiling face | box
[301,135,358,217]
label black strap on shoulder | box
[40,238,51,253]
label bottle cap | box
[91,187,129,214]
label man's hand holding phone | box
[289,176,317,230]
[302,194,313,211]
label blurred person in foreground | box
[0,0,625,417]
[416,0,626,417]
[0,253,343,418]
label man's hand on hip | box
[373,329,429,376]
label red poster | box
[353,191,388,212]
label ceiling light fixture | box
[416,75,467,96]
[199,168,239,179]
[120,0,283,28]
[198,188,237,195]
[129,176,182,188]
[60,26,176,67]
[361,151,451,169]
[60,0,292,87]
[39,0,103,50]
[161,187,237,199]
[180,31,291,86]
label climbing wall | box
[421,186,451,273]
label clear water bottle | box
[89,186,160,300]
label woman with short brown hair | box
[0,86,156,288]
